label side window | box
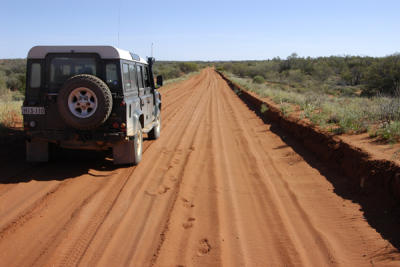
[136,65,144,88]
[144,66,150,87]
[122,63,131,89]
[129,64,138,91]
[30,63,41,88]
[106,63,118,86]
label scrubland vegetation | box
[1,54,400,142]
[153,61,209,80]
[0,59,25,131]
[0,59,26,93]
[216,53,400,142]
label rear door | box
[121,63,140,136]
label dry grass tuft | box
[0,92,23,130]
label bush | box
[0,59,26,94]
[280,102,292,117]
[253,75,265,84]
[362,54,400,96]
[287,69,305,84]
[377,97,400,123]
[178,62,199,73]
[260,103,269,113]
[153,61,203,81]
[377,121,400,142]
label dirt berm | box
[217,70,400,207]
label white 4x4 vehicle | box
[23,46,163,165]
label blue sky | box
[0,0,399,60]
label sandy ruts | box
[0,68,398,266]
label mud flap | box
[26,140,49,162]
[113,141,135,165]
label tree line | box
[1,54,400,97]
[215,53,400,96]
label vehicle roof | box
[27,46,148,64]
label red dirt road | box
[0,68,399,266]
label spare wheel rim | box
[68,87,98,118]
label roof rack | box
[28,46,148,64]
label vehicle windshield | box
[49,57,97,86]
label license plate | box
[22,106,46,115]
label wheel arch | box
[129,109,144,137]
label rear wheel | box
[133,125,143,164]
[113,125,143,165]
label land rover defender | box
[22,46,162,165]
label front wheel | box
[148,114,161,140]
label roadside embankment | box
[216,70,400,205]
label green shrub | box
[153,61,204,81]
[337,113,368,133]
[377,121,400,142]
[260,103,269,113]
[178,62,199,73]
[253,75,265,84]
[280,102,292,117]
[362,54,400,96]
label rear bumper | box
[25,130,127,149]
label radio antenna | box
[117,0,121,47]
[151,42,154,57]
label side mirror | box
[156,75,163,87]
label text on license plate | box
[22,107,46,115]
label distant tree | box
[6,75,21,90]
[363,54,400,96]
[312,62,333,81]
[287,69,305,83]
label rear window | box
[49,57,96,86]
[30,63,41,88]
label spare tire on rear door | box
[57,74,113,130]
